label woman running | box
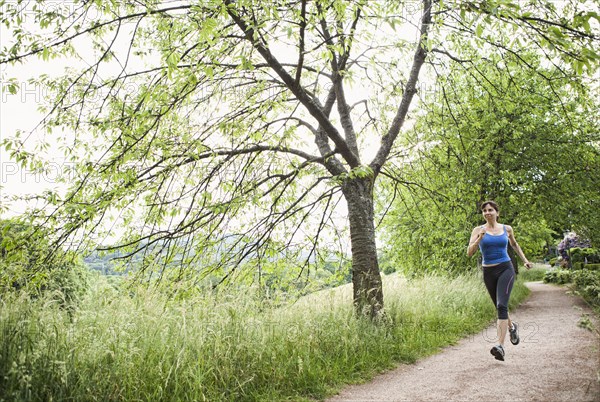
[467,200,533,361]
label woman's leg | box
[483,267,504,346]
[482,268,499,310]
[495,263,515,346]
[497,319,509,346]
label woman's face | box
[481,204,498,221]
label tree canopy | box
[380,51,600,274]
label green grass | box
[0,271,530,401]
[519,264,550,282]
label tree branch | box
[431,48,472,63]
[224,0,360,168]
[0,5,193,64]
[313,81,347,176]
[462,2,598,40]
[333,6,362,157]
[295,0,307,85]
[370,0,432,173]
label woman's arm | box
[506,225,533,269]
[467,226,485,257]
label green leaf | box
[42,47,50,61]
[166,52,179,67]
[582,18,590,33]
[574,60,583,76]
[548,26,564,38]
[475,24,484,38]
[200,17,218,40]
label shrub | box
[583,248,600,264]
[543,269,572,285]
[571,270,600,307]
[543,268,600,307]
[549,257,558,266]
[585,263,600,271]
[570,247,600,263]
[0,219,90,308]
[573,262,585,270]
[383,265,397,275]
[570,247,586,263]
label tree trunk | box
[343,176,384,318]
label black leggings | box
[482,261,515,319]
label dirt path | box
[328,281,600,402]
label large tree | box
[1,0,598,316]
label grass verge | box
[0,271,530,401]
[519,264,550,282]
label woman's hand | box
[467,226,487,257]
[524,262,533,270]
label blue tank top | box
[479,225,511,265]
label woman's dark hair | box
[480,200,499,212]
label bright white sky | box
[0,58,69,215]
[0,0,90,215]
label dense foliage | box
[379,53,599,275]
[0,219,90,308]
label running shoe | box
[509,322,520,345]
[490,344,505,361]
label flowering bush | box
[557,232,591,266]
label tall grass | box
[0,271,530,401]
